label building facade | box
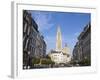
[73,23,91,66]
[49,50,70,64]
[23,10,46,69]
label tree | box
[78,58,91,66]
[41,59,55,65]
[45,55,51,59]
[32,58,40,65]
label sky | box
[29,10,91,54]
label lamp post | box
[27,51,31,69]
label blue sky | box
[29,10,91,54]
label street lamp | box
[27,51,31,69]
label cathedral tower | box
[56,26,62,51]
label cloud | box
[30,11,54,32]
[28,11,55,54]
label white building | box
[49,48,71,64]
[49,51,64,64]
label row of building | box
[23,10,46,69]
[72,23,91,66]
